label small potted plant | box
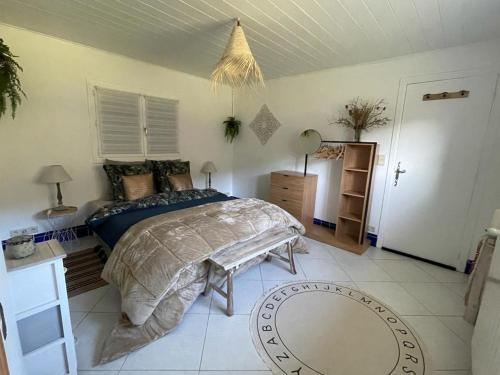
[332,98,390,142]
[222,116,241,143]
[0,38,26,119]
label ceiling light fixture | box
[210,18,264,91]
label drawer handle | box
[283,174,289,177]
[282,187,289,190]
[282,199,288,202]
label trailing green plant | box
[222,116,241,143]
[0,38,26,119]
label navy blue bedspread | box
[87,190,236,249]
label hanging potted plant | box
[222,116,241,143]
[332,98,390,142]
[0,38,26,119]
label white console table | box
[6,240,77,375]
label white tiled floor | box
[71,237,473,374]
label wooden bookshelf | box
[334,143,376,254]
[304,142,377,254]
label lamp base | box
[55,182,65,208]
[52,205,69,211]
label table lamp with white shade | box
[40,165,72,210]
[201,161,217,190]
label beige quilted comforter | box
[99,198,305,364]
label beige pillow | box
[167,173,193,191]
[122,173,154,201]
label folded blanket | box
[99,198,305,363]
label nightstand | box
[43,206,78,243]
[5,240,77,374]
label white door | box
[382,74,496,267]
[0,254,25,375]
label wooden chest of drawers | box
[270,170,318,229]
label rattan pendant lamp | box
[210,19,264,91]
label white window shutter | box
[95,87,143,155]
[145,96,179,155]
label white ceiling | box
[2,0,500,80]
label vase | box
[354,128,362,142]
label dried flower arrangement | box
[331,98,390,142]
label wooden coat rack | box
[422,90,469,101]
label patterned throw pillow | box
[168,160,190,175]
[167,173,193,191]
[104,159,145,165]
[122,173,155,200]
[103,161,153,201]
[150,160,190,192]
[149,160,176,193]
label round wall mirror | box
[298,129,322,155]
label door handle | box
[394,162,406,186]
[0,302,6,340]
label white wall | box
[234,38,500,264]
[3,22,500,268]
[0,24,233,241]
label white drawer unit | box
[10,262,59,316]
[6,240,77,375]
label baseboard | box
[312,218,378,247]
[3,219,378,250]
[382,246,457,271]
[2,224,92,250]
[312,219,463,272]
[464,259,474,274]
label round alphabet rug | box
[250,281,428,375]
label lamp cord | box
[231,88,234,116]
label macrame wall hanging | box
[249,104,282,145]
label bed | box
[87,189,236,250]
[86,184,306,364]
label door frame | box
[0,336,9,375]
[377,69,498,270]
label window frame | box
[87,81,180,163]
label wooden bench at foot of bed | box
[205,228,299,316]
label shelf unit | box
[302,141,377,254]
[334,143,376,253]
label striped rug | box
[63,246,108,298]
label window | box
[94,87,178,158]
